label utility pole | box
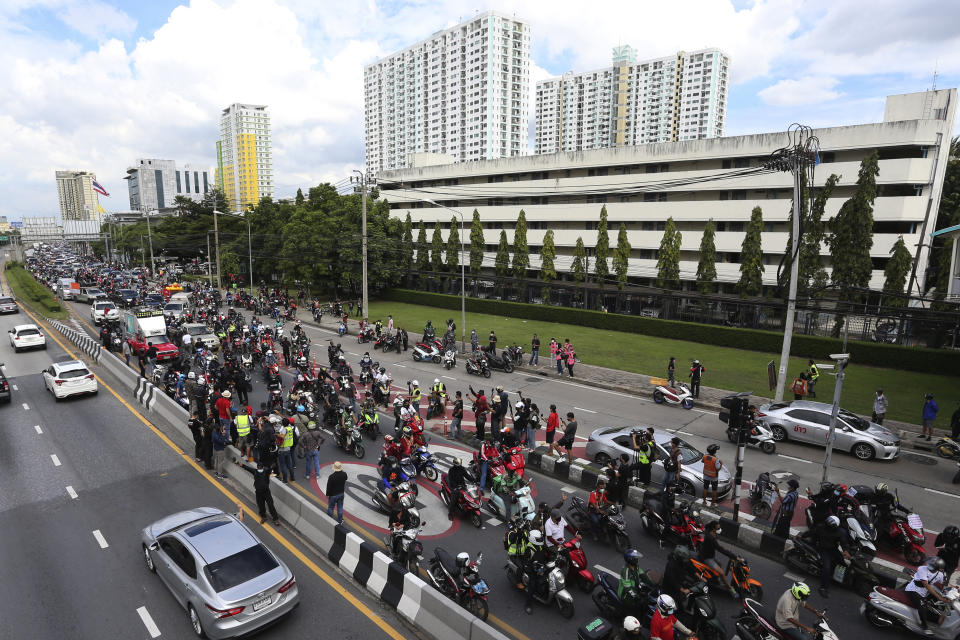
[145,209,156,277]
[246,216,253,296]
[352,171,369,321]
[140,235,146,272]
[821,354,850,484]
[206,233,213,286]
[212,209,223,292]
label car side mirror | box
[149,542,159,551]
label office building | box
[216,103,273,211]
[55,170,101,221]
[381,89,956,294]
[124,159,212,211]
[363,10,531,177]
[535,46,729,155]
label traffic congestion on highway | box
[5,243,960,640]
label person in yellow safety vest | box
[409,380,422,415]
[235,407,254,461]
[277,418,298,483]
[807,359,819,398]
[428,378,447,418]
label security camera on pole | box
[719,391,752,522]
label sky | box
[2,0,959,219]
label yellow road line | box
[2,266,407,640]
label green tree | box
[295,188,305,206]
[612,223,631,291]
[495,230,510,278]
[415,221,429,271]
[400,213,414,271]
[594,205,610,289]
[512,210,530,278]
[571,236,588,303]
[430,222,445,272]
[446,216,460,273]
[469,209,484,274]
[696,219,718,294]
[829,150,879,299]
[539,229,557,299]
[801,174,837,297]
[883,235,912,307]
[737,206,765,297]
[655,217,681,290]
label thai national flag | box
[92,179,110,196]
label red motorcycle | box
[439,473,484,528]
[469,442,505,483]
[638,490,704,550]
[500,445,526,479]
[877,507,926,565]
[553,537,595,593]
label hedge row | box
[6,263,64,315]
[380,288,958,375]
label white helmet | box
[657,594,676,615]
[515,401,524,409]
[456,551,469,567]
[187,371,196,379]
[527,530,543,545]
[266,349,273,356]
[412,380,419,386]
[623,616,641,632]
[434,378,440,384]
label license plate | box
[253,596,271,611]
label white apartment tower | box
[363,11,531,177]
[535,46,729,155]
[55,170,101,221]
[216,103,273,211]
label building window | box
[176,171,181,193]
[184,171,191,193]
[154,169,165,209]
[194,172,200,194]
[203,173,209,193]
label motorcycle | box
[411,446,440,482]
[936,436,960,461]
[783,532,880,596]
[863,585,960,640]
[426,548,490,620]
[151,364,168,386]
[653,381,694,409]
[591,567,659,627]
[863,495,927,566]
[480,347,514,373]
[386,523,425,574]
[337,321,347,337]
[470,444,506,485]
[803,504,877,558]
[267,378,284,411]
[735,598,838,640]
[638,491,704,550]
[439,474,484,528]
[486,484,537,522]
[443,348,457,370]
[504,344,524,366]
[358,408,381,440]
[464,356,491,378]
[726,422,777,454]
[334,420,365,459]
[500,445,526,479]
[357,326,376,343]
[504,552,575,618]
[412,340,443,364]
[372,480,421,525]
[358,364,374,386]
[240,352,254,371]
[675,581,726,640]
[381,333,401,354]
[566,496,631,553]
[690,554,763,600]
[553,536,596,593]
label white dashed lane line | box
[50,454,61,467]
[92,530,109,549]
[66,486,78,499]
[12,384,18,391]
[137,606,161,638]
[22,403,29,410]
[573,406,597,414]
[925,488,960,499]
[594,564,621,578]
[34,425,42,434]
[777,454,812,464]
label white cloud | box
[758,77,842,107]
[59,0,136,40]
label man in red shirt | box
[215,390,233,432]
[587,478,611,539]
[469,387,489,441]
[650,594,693,640]
[545,404,562,458]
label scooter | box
[863,585,960,640]
[470,444,506,485]
[871,497,927,566]
[677,581,726,640]
[486,484,537,521]
[426,548,490,620]
[465,356,491,378]
[690,554,763,600]
[443,348,457,370]
[936,436,960,461]
[783,532,880,596]
[410,446,440,482]
[480,347,514,373]
[500,445,526,479]
[357,326,376,343]
[385,522,425,574]
[803,504,877,558]
[504,553,575,618]
[727,422,777,454]
[412,340,443,363]
[553,536,596,593]
[333,420,365,459]
[440,475,483,528]
[566,496,631,552]
[337,321,347,336]
[653,381,694,409]
[734,598,838,640]
[358,364,374,386]
[639,491,704,550]
[591,567,660,627]
[372,479,421,525]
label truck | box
[121,307,180,362]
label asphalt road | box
[0,302,416,639]
[57,299,927,640]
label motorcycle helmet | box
[943,525,959,540]
[672,545,691,562]
[527,530,543,545]
[657,594,676,615]
[296,404,305,413]
[339,355,345,361]
[624,549,641,567]
[826,515,840,529]
[833,484,848,496]
[706,444,720,455]
[380,367,386,374]
[187,371,196,379]
[930,557,946,571]
[434,378,440,384]
[623,616,641,632]
[365,352,370,357]
[516,401,524,410]
[456,552,469,568]
[875,482,889,495]
[791,581,811,600]
[266,349,273,356]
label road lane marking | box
[66,486,78,499]
[136,606,161,638]
[12,384,17,391]
[925,488,960,499]
[92,530,109,549]
[872,557,907,572]
[441,375,457,380]
[676,430,693,436]
[22,402,29,410]
[594,564,622,578]
[34,425,42,434]
[393,363,406,368]
[486,516,503,527]
[562,486,580,495]
[51,454,61,466]
[777,454,812,464]
[573,406,597,414]
[784,572,805,582]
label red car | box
[127,334,180,361]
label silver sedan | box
[141,507,299,638]
[585,427,733,498]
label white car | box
[42,360,98,400]
[8,324,46,352]
[91,301,120,325]
[0,295,18,314]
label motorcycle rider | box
[428,378,446,418]
[650,594,694,640]
[522,529,549,615]
[587,478,612,540]
[423,320,435,341]
[618,549,648,613]
[661,545,697,602]
[813,515,851,597]
[936,525,960,573]
[388,502,413,557]
[906,556,949,633]
[698,520,739,597]
[492,467,524,520]
[359,351,373,373]
[336,354,352,377]
[775,582,824,640]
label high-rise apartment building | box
[363,10,531,177]
[124,159,212,211]
[216,103,273,211]
[535,46,729,155]
[55,170,101,221]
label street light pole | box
[206,232,213,285]
[212,209,223,292]
[144,209,156,277]
[352,170,369,321]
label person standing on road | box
[137,350,147,377]
[773,478,800,538]
[490,395,504,442]
[555,344,564,376]
[299,422,324,481]
[488,330,497,355]
[529,333,540,365]
[277,418,297,483]
[631,430,654,485]
[558,412,578,460]
[212,422,230,479]
[565,346,576,378]
[923,393,939,441]
[667,357,676,387]
[240,460,280,525]
[689,360,705,398]
[872,388,889,425]
[662,437,682,490]
[806,359,820,399]
[545,404,561,457]
[122,338,132,366]
[450,391,464,439]
[701,444,723,507]
[469,387,489,441]
[187,410,204,463]
[326,461,348,524]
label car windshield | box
[187,326,212,336]
[96,302,115,310]
[165,304,183,311]
[60,368,90,379]
[839,410,870,430]
[661,438,703,465]
[119,290,136,297]
[87,289,102,295]
[203,544,279,593]
[0,297,13,304]
[145,335,171,346]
